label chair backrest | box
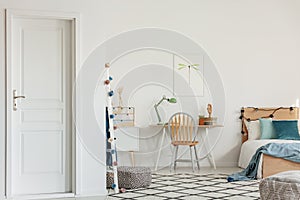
[168,112,197,143]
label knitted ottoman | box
[107,166,152,189]
[259,170,300,200]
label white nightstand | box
[115,127,139,166]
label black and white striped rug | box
[107,173,260,199]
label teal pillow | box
[259,118,277,139]
[272,120,300,140]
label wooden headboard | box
[241,107,299,143]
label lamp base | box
[157,122,168,126]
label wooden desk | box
[197,125,223,170]
[154,124,223,171]
[149,124,168,171]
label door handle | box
[13,89,25,111]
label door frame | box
[0,8,6,200]
[5,9,80,199]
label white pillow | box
[244,120,261,140]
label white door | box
[7,13,73,196]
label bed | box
[238,107,300,178]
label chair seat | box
[172,141,199,146]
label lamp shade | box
[168,98,177,103]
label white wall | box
[95,0,300,166]
[1,0,300,196]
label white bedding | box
[238,139,300,178]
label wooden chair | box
[168,112,200,172]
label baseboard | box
[9,193,74,200]
[215,162,238,167]
[75,194,107,200]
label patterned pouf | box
[107,166,152,189]
[259,170,300,200]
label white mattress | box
[238,139,300,178]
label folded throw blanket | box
[227,143,300,182]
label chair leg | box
[174,146,179,172]
[194,146,200,171]
[170,145,175,172]
[189,146,195,172]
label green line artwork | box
[177,63,200,85]
[173,55,204,97]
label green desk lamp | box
[154,95,177,124]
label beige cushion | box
[244,120,261,140]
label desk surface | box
[149,124,223,128]
[198,124,223,128]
